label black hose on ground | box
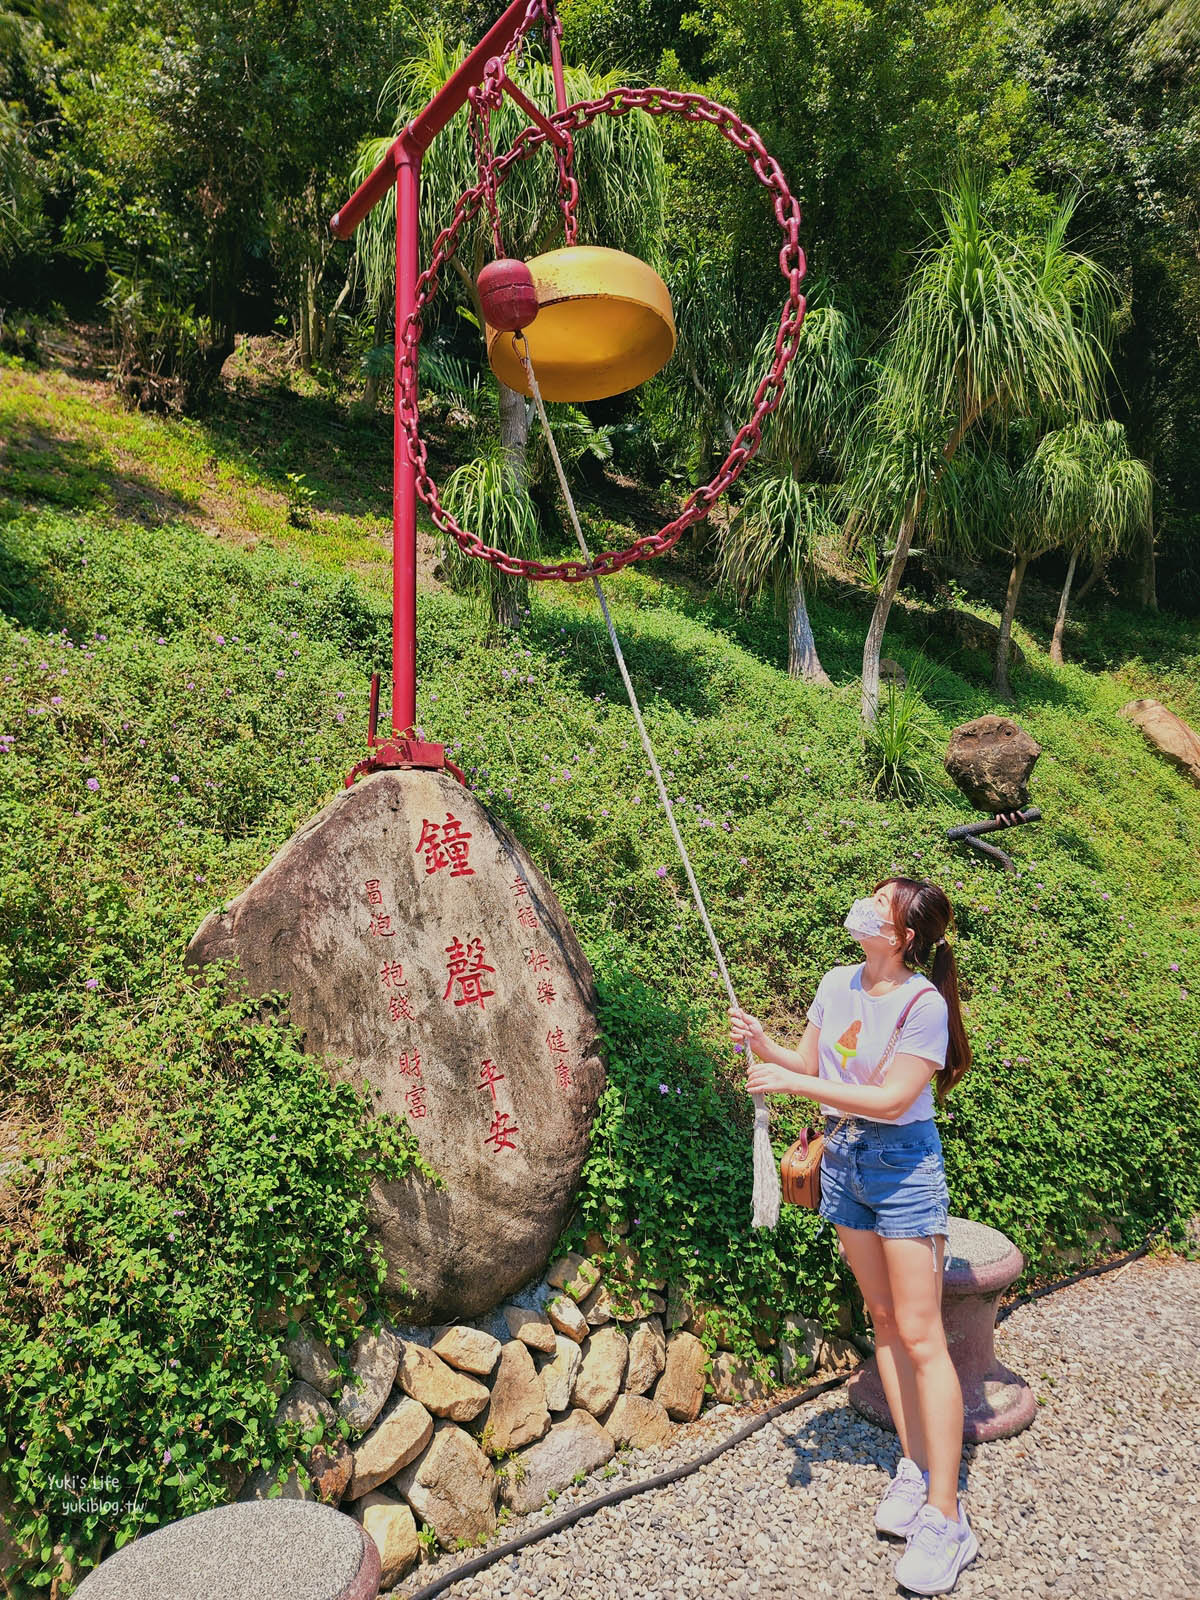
[391,1372,853,1600]
[390,1229,1168,1599]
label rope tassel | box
[516,336,781,1230]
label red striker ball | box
[477,258,539,332]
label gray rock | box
[710,1352,772,1405]
[546,1252,601,1303]
[396,1340,490,1422]
[603,1393,674,1449]
[536,1334,583,1412]
[944,714,1041,812]
[625,1316,667,1395]
[779,1314,822,1383]
[574,1325,628,1417]
[430,1323,502,1377]
[545,1293,588,1343]
[1120,697,1200,788]
[498,1410,615,1515]
[336,1323,401,1433]
[504,1305,557,1353]
[476,1337,551,1454]
[394,1420,497,1550]
[284,1324,344,1399]
[349,1393,434,1498]
[185,768,606,1323]
[653,1332,707,1422]
[354,1490,419,1588]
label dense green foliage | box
[2,351,1199,1586]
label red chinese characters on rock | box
[416,813,475,878]
[512,875,539,933]
[397,1049,422,1078]
[546,1026,572,1090]
[379,959,416,1022]
[443,935,496,1011]
[476,1058,505,1101]
[525,947,550,974]
[363,876,396,937]
[485,1108,520,1153]
[535,977,557,1006]
[405,1083,429,1118]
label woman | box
[729,876,978,1597]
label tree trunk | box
[861,512,916,722]
[1074,557,1107,606]
[1049,549,1077,666]
[859,410,973,724]
[299,265,313,374]
[362,292,389,413]
[498,379,529,490]
[319,268,355,364]
[993,551,1030,699]
[1134,505,1157,611]
[787,574,831,683]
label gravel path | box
[388,1252,1200,1600]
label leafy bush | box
[104,268,226,415]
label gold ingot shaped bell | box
[485,246,675,403]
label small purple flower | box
[335,711,345,723]
[215,635,225,645]
[658,1083,670,1094]
[656,867,668,878]
[163,1449,172,1465]
[167,1232,176,1242]
[275,669,286,679]
[1101,892,1110,901]
[156,637,166,645]
[169,774,180,783]
[632,795,641,805]
[195,874,205,884]
[51,695,63,706]
[186,681,194,690]
[85,977,98,990]
[86,777,100,791]
[1170,963,1180,972]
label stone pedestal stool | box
[848,1215,1037,1442]
[72,1499,380,1600]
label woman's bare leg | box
[834,1224,925,1467]
[882,1233,963,1519]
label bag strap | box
[823,983,938,1142]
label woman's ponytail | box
[875,875,973,1103]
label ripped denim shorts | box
[818,1114,950,1247]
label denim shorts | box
[818,1115,950,1242]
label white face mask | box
[844,896,892,940]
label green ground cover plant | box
[2,355,1199,1591]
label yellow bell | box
[485,246,675,403]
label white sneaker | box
[894,1501,979,1594]
[873,1455,929,1537]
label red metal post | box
[394,143,420,740]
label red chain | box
[397,87,807,582]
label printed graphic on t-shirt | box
[834,1020,861,1071]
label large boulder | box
[944,715,1041,812]
[603,1393,673,1449]
[653,1332,707,1422]
[1120,698,1200,788]
[185,768,605,1323]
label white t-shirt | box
[806,963,949,1124]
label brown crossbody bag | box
[780,985,937,1208]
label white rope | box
[515,335,780,1229]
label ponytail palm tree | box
[717,298,858,682]
[846,175,1120,722]
[993,421,1152,688]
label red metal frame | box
[329,0,806,788]
[331,0,549,784]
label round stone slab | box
[72,1499,380,1600]
[186,768,605,1323]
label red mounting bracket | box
[344,673,467,787]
